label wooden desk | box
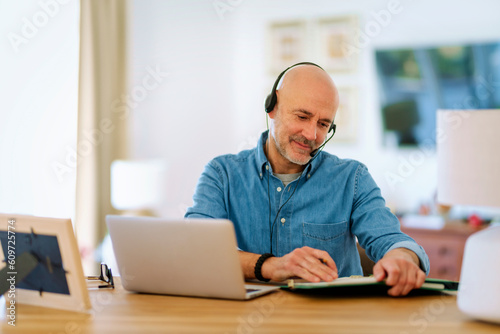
[2,278,498,333]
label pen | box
[319,258,327,265]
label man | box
[185,63,429,296]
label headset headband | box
[264,62,324,113]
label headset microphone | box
[309,123,336,157]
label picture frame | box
[333,86,358,142]
[268,20,307,74]
[317,16,358,72]
[0,213,91,312]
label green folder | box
[281,276,459,292]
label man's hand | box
[373,248,426,297]
[261,246,338,282]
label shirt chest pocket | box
[302,221,348,255]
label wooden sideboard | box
[401,222,485,281]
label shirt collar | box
[255,130,320,180]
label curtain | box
[76,0,129,274]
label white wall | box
[129,0,239,217]
[130,0,500,217]
[0,0,79,218]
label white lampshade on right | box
[437,109,500,324]
[437,109,500,207]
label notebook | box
[106,215,279,300]
[282,276,459,292]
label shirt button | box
[266,165,269,170]
[307,174,311,178]
[277,187,282,192]
[280,218,286,223]
[259,173,262,177]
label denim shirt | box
[185,131,430,277]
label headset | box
[264,61,336,157]
[264,62,337,254]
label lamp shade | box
[437,109,500,207]
[111,160,167,211]
[437,109,500,324]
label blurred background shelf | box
[401,222,487,281]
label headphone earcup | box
[265,93,275,113]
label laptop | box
[106,215,280,300]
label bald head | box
[276,64,339,114]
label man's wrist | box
[254,253,275,281]
[385,248,420,267]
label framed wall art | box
[317,16,358,72]
[268,20,307,73]
[333,86,358,142]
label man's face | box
[270,94,336,166]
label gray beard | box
[273,135,310,166]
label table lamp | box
[110,159,167,216]
[437,109,500,324]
